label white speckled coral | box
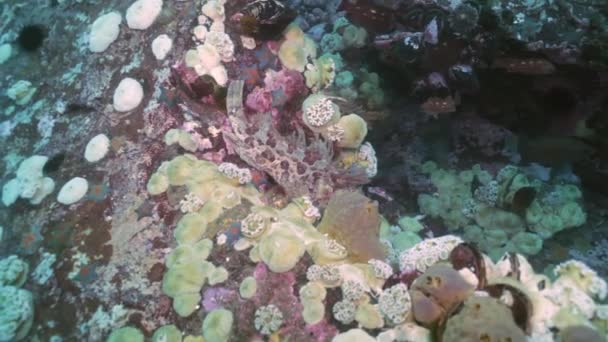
[57,177,89,205]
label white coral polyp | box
[202,0,225,22]
[209,65,228,87]
[379,283,411,324]
[85,134,110,162]
[126,0,163,30]
[369,259,393,279]
[358,142,378,178]
[333,300,356,324]
[399,235,463,272]
[89,12,122,53]
[554,259,608,300]
[57,177,89,205]
[218,162,251,184]
[113,78,143,112]
[205,31,234,63]
[544,278,596,319]
[151,34,172,60]
[305,97,336,127]
[2,155,55,206]
[179,192,205,213]
[196,44,221,71]
[241,212,267,238]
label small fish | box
[470,175,481,195]
[518,135,595,167]
[421,95,458,117]
[510,186,536,217]
[368,186,394,201]
[492,58,555,75]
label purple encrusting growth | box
[202,286,238,312]
[233,262,337,341]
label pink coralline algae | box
[143,104,179,139]
[245,86,273,113]
[202,287,238,312]
[263,68,307,107]
[252,263,304,334]
[245,68,307,113]
[235,263,313,340]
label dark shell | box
[242,0,288,24]
[43,153,66,174]
[470,175,482,195]
[191,75,217,99]
[449,242,487,289]
[238,2,296,40]
[511,186,536,216]
[485,282,533,334]
[505,252,522,280]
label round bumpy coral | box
[333,300,357,324]
[554,260,607,300]
[203,309,233,342]
[368,259,393,279]
[254,304,284,335]
[0,255,29,287]
[399,235,463,272]
[0,285,34,341]
[107,326,145,342]
[278,24,317,72]
[241,212,269,239]
[341,280,365,302]
[301,94,340,131]
[306,264,342,287]
[378,283,411,325]
[218,162,252,184]
[309,238,349,264]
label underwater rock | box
[411,264,475,326]
[442,296,526,342]
[317,190,385,262]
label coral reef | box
[0,0,606,340]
